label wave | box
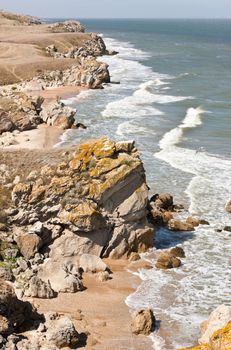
[159,107,204,149]
[116,120,150,136]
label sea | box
[53,19,231,349]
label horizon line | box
[43,17,231,20]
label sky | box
[1,0,231,19]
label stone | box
[223,226,231,232]
[150,193,173,210]
[24,276,55,299]
[0,267,13,281]
[186,216,200,227]
[155,252,181,269]
[199,304,231,344]
[131,309,155,335]
[79,254,108,273]
[225,199,231,213]
[15,234,41,259]
[169,246,185,258]
[40,101,76,129]
[168,219,194,232]
[45,314,79,348]
[0,279,38,331]
[95,271,111,282]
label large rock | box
[24,276,55,299]
[155,251,181,269]
[0,279,38,333]
[131,309,155,335]
[225,199,231,213]
[168,219,194,232]
[199,304,231,344]
[40,100,76,129]
[79,254,108,273]
[15,233,41,260]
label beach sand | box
[30,259,153,350]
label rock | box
[95,271,111,282]
[15,234,41,260]
[79,254,108,273]
[50,20,85,33]
[129,252,140,261]
[45,313,79,348]
[225,199,231,213]
[0,279,39,332]
[11,138,154,265]
[155,252,181,269]
[24,276,56,299]
[223,226,231,232]
[179,308,231,350]
[0,267,13,281]
[131,309,155,335]
[169,246,185,258]
[150,193,173,210]
[0,315,10,335]
[40,100,76,129]
[168,219,194,232]
[38,260,84,294]
[199,304,231,344]
[186,216,200,227]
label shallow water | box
[57,19,231,348]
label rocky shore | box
[0,10,230,350]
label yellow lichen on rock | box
[59,201,105,230]
[179,322,231,350]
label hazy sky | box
[1,0,231,19]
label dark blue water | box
[56,19,231,349]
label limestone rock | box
[40,101,76,129]
[50,20,85,33]
[15,234,41,260]
[0,279,38,332]
[131,309,155,335]
[169,246,185,258]
[199,304,231,344]
[168,219,194,232]
[155,252,181,269]
[79,254,108,273]
[24,276,55,299]
[45,313,79,348]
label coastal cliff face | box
[0,138,154,298]
[10,137,154,259]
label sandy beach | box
[32,259,153,350]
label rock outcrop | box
[3,138,154,297]
[49,20,85,33]
[179,305,231,350]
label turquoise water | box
[57,19,231,349]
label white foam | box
[116,121,150,136]
[159,107,204,149]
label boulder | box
[15,233,41,260]
[150,193,173,210]
[169,246,185,258]
[155,252,181,269]
[24,276,56,299]
[131,309,155,335]
[40,101,76,129]
[168,219,194,232]
[45,313,79,348]
[79,254,108,273]
[0,279,38,332]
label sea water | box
[56,19,231,349]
